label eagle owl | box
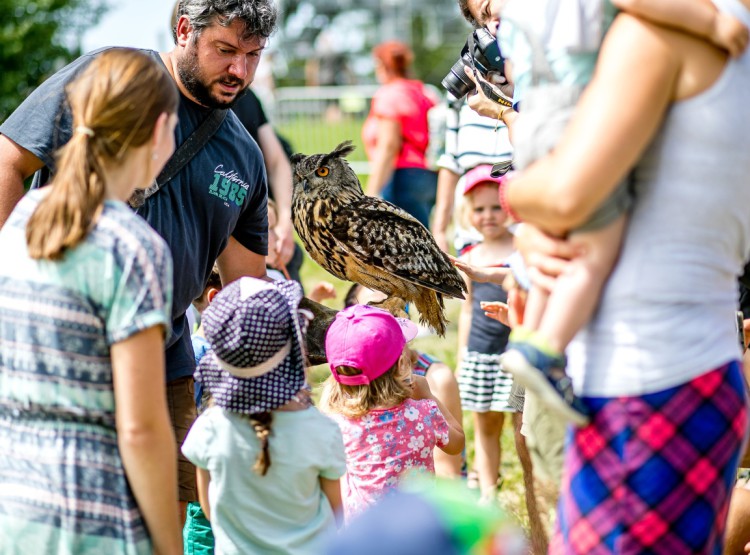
[291,141,467,336]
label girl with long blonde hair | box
[0,48,181,554]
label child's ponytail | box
[250,412,274,475]
[26,129,107,260]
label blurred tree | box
[0,0,107,122]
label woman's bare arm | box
[365,118,401,197]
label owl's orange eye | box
[315,167,330,177]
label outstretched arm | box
[451,255,510,285]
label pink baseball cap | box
[462,164,506,196]
[325,304,419,386]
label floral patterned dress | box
[328,398,450,520]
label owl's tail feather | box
[413,289,448,337]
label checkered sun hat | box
[195,277,309,415]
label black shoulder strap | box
[128,108,228,208]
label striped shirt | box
[436,99,514,251]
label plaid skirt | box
[551,362,749,555]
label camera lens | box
[441,58,476,99]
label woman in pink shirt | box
[362,41,439,228]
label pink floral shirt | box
[328,398,450,520]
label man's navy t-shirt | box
[0,48,269,382]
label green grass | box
[277,117,369,163]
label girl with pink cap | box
[320,305,465,521]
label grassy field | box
[277,117,369,163]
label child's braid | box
[250,412,273,475]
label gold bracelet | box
[495,106,510,131]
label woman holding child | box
[501,1,750,553]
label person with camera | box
[0,0,278,527]
[431,27,514,255]
[362,41,440,229]
[459,0,750,428]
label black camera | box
[442,28,510,105]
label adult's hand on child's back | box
[710,11,749,58]
[514,223,578,292]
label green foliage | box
[411,10,468,89]
[0,0,107,122]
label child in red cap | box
[320,305,465,521]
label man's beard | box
[176,42,246,109]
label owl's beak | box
[302,179,309,192]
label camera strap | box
[128,108,228,208]
[467,33,513,108]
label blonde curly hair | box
[319,353,413,419]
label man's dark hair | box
[172,0,278,43]
[457,0,480,28]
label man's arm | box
[216,236,267,284]
[257,123,296,266]
[0,135,44,227]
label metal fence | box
[270,85,380,175]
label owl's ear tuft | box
[290,153,306,164]
[331,141,356,159]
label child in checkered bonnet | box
[319,304,465,521]
[181,277,346,554]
